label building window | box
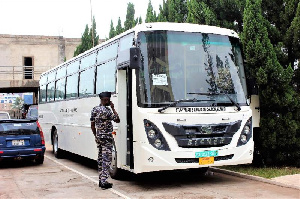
[23,57,34,79]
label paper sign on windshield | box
[152,74,168,86]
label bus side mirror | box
[129,47,141,69]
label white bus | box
[39,22,259,178]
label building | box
[0,34,82,88]
[0,34,82,107]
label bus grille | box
[163,121,241,148]
[175,154,234,163]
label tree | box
[137,16,143,24]
[241,0,299,166]
[115,17,124,35]
[11,97,23,110]
[157,0,168,22]
[283,1,300,69]
[168,0,188,22]
[124,2,136,31]
[186,0,218,25]
[74,17,99,57]
[109,20,116,39]
[90,16,99,47]
[74,25,90,57]
[146,0,157,22]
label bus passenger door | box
[117,69,133,169]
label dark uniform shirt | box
[90,105,118,135]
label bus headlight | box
[148,130,157,139]
[144,119,170,151]
[243,126,250,135]
[237,117,252,147]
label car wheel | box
[109,141,123,179]
[53,129,63,159]
[35,155,44,164]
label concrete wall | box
[0,34,81,68]
[0,34,81,89]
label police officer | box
[90,92,120,189]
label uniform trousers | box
[95,132,113,184]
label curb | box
[209,167,300,191]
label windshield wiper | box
[158,98,214,113]
[187,92,241,111]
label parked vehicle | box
[26,105,38,120]
[0,112,10,119]
[0,119,46,164]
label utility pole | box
[90,0,94,47]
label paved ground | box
[211,167,300,190]
[272,174,300,189]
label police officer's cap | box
[99,92,111,99]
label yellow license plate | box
[199,157,214,165]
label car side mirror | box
[129,47,141,70]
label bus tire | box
[53,129,63,159]
[109,141,122,179]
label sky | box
[0,0,163,39]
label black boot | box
[99,181,113,190]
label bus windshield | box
[138,31,248,108]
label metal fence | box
[0,66,52,81]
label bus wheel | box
[53,129,63,159]
[109,141,122,179]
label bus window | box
[80,52,97,70]
[79,67,95,97]
[47,82,55,102]
[66,74,78,98]
[40,74,48,86]
[55,78,66,101]
[56,65,67,80]
[117,33,134,65]
[67,60,80,76]
[47,71,56,83]
[96,60,116,94]
[97,42,118,64]
[39,84,46,103]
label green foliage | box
[124,2,136,31]
[241,0,299,166]
[109,20,116,39]
[168,0,188,22]
[187,0,218,25]
[157,0,168,22]
[115,17,124,35]
[74,17,99,57]
[146,0,157,22]
[11,97,23,110]
[284,2,300,68]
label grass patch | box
[218,165,300,179]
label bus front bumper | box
[133,141,254,174]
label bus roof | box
[40,22,239,77]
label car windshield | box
[137,31,248,108]
[0,121,39,135]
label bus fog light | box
[154,139,162,148]
[148,130,157,139]
[241,135,247,143]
